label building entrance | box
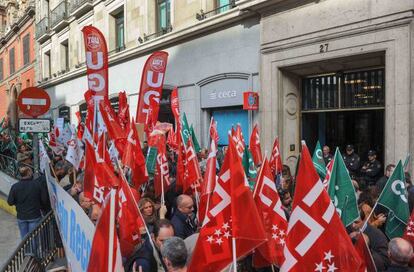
[301,68,385,164]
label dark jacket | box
[170,210,197,239]
[361,160,382,186]
[386,264,414,272]
[364,224,390,271]
[7,178,46,220]
[343,152,361,178]
[125,239,166,272]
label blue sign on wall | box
[212,109,249,146]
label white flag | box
[66,134,84,170]
[39,140,50,173]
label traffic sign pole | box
[17,87,51,179]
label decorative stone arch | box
[7,83,20,130]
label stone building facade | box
[36,0,414,172]
[35,0,262,147]
[0,0,36,127]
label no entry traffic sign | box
[17,87,51,117]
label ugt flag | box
[377,161,409,239]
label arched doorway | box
[7,84,19,130]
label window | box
[302,68,385,111]
[0,59,3,81]
[157,0,170,31]
[9,47,15,75]
[217,0,231,13]
[43,50,51,79]
[114,11,124,51]
[60,40,69,71]
[23,34,30,65]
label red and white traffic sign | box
[17,87,51,117]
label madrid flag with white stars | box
[280,141,363,272]
[188,136,266,272]
[253,158,288,268]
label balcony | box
[51,0,70,32]
[70,0,93,18]
[35,17,51,43]
[138,25,173,43]
[196,0,236,21]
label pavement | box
[0,199,20,269]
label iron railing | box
[140,25,173,42]
[196,0,236,20]
[51,1,70,28]
[0,153,34,179]
[70,0,93,12]
[35,17,49,39]
[0,211,63,272]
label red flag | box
[166,126,177,151]
[82,26,109,98]
[99,98,126,141]
[280,141,362,271]
[176,122,185,190]
[209,117,219,145]
[249,124,262,166]
[154,135,170,198]
[77,122,85,140]
[270,137,283,177]
[87,190,124,272]
[136,51,169,124]
[354,233,377,272]
[84,141,117,204]
[323,158,334,188]
[403,209,414,266]
[117,175,145,258]
[98,134,114,172]
[183,139,202,194]
[171,87,180,120]
[198,137,217,226]
[232,124,245,158]
[188,137,266,272]
[117,91,130,130]
[252,158,288,267]
[122,119,148,188]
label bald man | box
[171,194,197,239]
[386,237,414,272]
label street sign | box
[19,118,51,133]
[17,87,51,117]
[243,91,259,110]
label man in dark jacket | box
[343,144,361,179]
[126,219,174,272]
[386,238,414,272]
[7,166,47,239]
[377,164,395,193]
[361,150,382,187]
[350,211,390,271]
[171,194,197,239]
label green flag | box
[242,148,257,191]
[190,125,201,153]
[403,153,410,171]
[377,161,409,239]
[327,148,359,227]
[145,147,158,175]
[312,140,326,179]
[181,113,191,145]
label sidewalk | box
[0,207,20,268]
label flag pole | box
[161,169,165,206]
[232,237,237,272]
[253,151,267,198]
[116,159,157,250]
[108,189,115,272]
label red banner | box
[171,87,180,120]
[82,26,108,98]
[136,51,169,124]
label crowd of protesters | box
[2,114,414,271]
